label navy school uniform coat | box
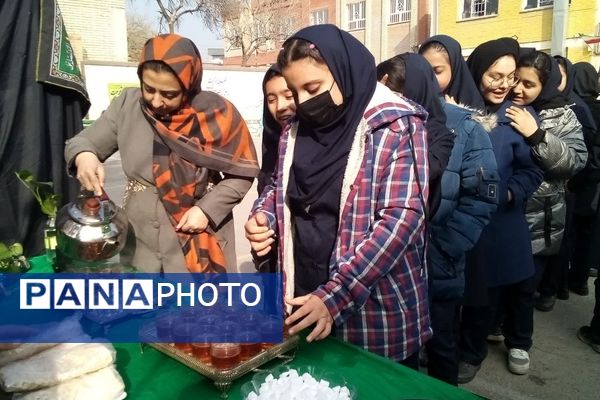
[465,101,544,298]
[428,102,499,301]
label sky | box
[127,0,223,58]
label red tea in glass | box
[261,343,274,350]
[240,343,262,360]
[173,323,195,354]
[260,315,284,349]
[210,343,241,370]
[238,330,261,360]
[191,343,212,364]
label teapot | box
[55,190,128,263]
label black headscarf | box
[284,24,377,207]
[526,53,570,112]
[258,65,285,195]
[398,53,454,216]
[280,25,377,296]
[573,62,600,100]
[554,56,597,132]
[570,62,600,196]
[555,55,575,95]
[420,35,485,110]
[467,37,520,91]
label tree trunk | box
[168,20,175,33]
[241,42,248,67]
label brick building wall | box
[57,0,128,63]
[224,0,337,66]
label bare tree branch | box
[220,0,301,66]
[152,0,226,34]
[126,13,157,61]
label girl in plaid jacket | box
[245,25,431,366]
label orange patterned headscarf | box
[138,34,259,273]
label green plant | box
[0,242,28,272]
[15,170,60,218]
[0,242,22,260]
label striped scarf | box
[139,34,258,272]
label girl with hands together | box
[511,51,587,314]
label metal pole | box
[430,0,438,36]
[551,0,569,56]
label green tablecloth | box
[26,256,480,399]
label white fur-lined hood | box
[446,101,498,132]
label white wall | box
[83,63,265,129]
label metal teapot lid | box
[67,190,117,226]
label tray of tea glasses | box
[139,322,299,399]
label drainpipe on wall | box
[551,0,569,56]
[430,0,438,36]
[410,0,419,50]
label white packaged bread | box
[0,315,87,368]
[0,344,57,369]
[12,366,126,400]
[0,343,116,392]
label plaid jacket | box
[252,83,432,361]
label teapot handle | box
[97,189,110,202]
[79,187,110,202]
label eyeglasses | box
[486,75,520,90]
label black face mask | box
[296,81,344,127]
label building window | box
[347,1,366,31]
[310,8,329,25]
[389,0,411,24]
[523,0,553,9]
[278,17,295,39]
[461,0,499,19]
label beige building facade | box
[222,0,432,66]
[339,0,429,63]
[57,0,128,63]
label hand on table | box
[245,212,275,257]
[285,294,333,342]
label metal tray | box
[139,324,299,399]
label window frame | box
[389,0,411,25]
[522,0,554,11]
[459,0,499,21]
[310,8,329,25]
[347,1,366,31]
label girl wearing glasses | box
[457,38,544,383]
[506,51,587,311]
